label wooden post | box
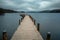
[29,15,33,22]
[37,23,40,31]
[20,14,25,18]
[19,19,20,25]
[3,31,8,40]
[34,19,36,25]
[46,32,51,40]
[21,18,23,22]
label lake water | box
[0,13,60,40]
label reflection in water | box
[0,13,5,15]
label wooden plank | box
[11,15,43,40]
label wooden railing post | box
[37,23,40,31]
[3,31,8,40]
[34,19,36,25]
[46,32,51,40]
[19,19,20,25]
[29,15,33,22]
[20,14,25,22]
[21,18,23,22]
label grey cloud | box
[0,0,60,11]
[51,2,60,8]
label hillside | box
[40,9,60,13]
[0,8,18,14]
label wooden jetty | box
[11,15,43,40]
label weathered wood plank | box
[11,15,43,40]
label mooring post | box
[20,14,25,22]
[21,18,23,22]
[37,23,40,31]
[29,15,33,22]
[3,31,8,40]
[46,32,51,40]
[19,19,20,25]
[34,19,36,25]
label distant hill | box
[0,8,60,14]
[23,9,60,13]
[0,8,18,14]
[40,9,60,13]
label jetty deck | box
[11,15,43,40]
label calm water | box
[0,13,60,40]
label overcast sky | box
[0,0,60,11]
